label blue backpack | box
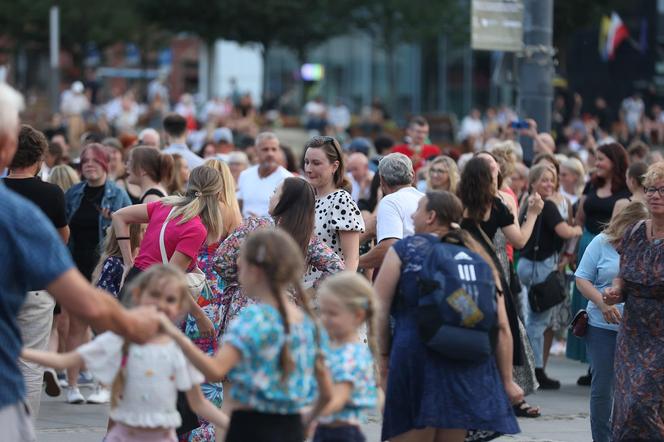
[416,233,498,363]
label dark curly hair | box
[11,124,47,169]
[458,156,495,222]
[591,142,628,193]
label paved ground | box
[35,355,592,442]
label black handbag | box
[527,217,567,313]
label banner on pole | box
[471,0,524,52]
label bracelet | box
[116,236,131,240]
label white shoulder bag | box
[158,207,207,296]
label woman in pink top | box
[112,165,224,333]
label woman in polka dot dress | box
[304,136,365,286]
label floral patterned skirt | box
[612,284,664,441]
[179,283,224,442]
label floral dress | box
[214,217,344,336]
[95,256,124,298]
[612,221,664,441]
[177,241,225,442]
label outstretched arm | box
[185,385,229,429]
[21,348,83,371]
[160,314,241,381]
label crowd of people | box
[1,74,664,442]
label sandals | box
[512,400,541,418]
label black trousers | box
[225,410,303,442]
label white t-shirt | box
[237,165,292,218]
[376,186,424,242]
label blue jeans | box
[586,325,617,442]
[517,256,556,368]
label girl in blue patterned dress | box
[161,229,331,442]
[312,272,379,442]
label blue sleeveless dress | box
[381,234,519,441]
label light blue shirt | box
[574,233,624,331]
[163,143,204,171]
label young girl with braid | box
[160,228,332,442]
[21,265,228,442]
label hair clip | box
[194,191,202,197]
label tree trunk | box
[207,40,215,99]
[261,42,270,103]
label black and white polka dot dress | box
[305,189,364,286]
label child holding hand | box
[22,265,228,442]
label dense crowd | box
[1,76,664,442]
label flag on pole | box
[599,15,611,60]
[605,12,630,60]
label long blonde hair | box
[161,165,224,242]
[318,272,381,388]
[603,201,648,246]
[111,265,190,408]
[425,156,459,193]
[49,164,80,192]
[167,153,187,195]
[204,158,242,238]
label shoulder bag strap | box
[475,222,497,253]
[529,213,543,282]
[159,207,176,265]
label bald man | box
[346,152,374,203]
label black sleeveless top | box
[139,188,166,204]
[583,185,631,234]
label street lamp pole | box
[49,6,60,114]
[518,0,554,164]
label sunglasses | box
[305,136,341,155]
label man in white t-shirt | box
[237,132,292,217]
[358,153,423,270]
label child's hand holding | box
[125,306,160,344]
[158,312,181,337]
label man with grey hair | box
[236,132,291,217]
[0,83,158,439]
[359,152,423,270]
[138,127,161,148]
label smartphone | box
[511,120,530,130]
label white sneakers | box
[66,386,86,404]
[86,385,111,404]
